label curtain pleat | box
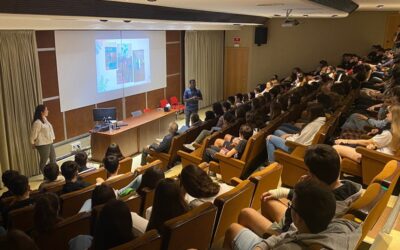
[0,31,42,184]
[185,31,224,108]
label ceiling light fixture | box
[331,15,338,17]
[303,14,309,17]
[376,5,384,9]
[99,19,108,22]
[147,0,157,2]
[123,20,131,23]
[274,14,281,17]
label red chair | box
[170,96,185,112]
[160,99,168,108]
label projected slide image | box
[96,39,151,93]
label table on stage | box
[90,109,177,162]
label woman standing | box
[30,104,56,173]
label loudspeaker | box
[255,27,268,46]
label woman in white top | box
[266,104,326,163]
[333,105,399,162]
[30,104,56,173]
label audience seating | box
[212,180,255,247]
[135,159,163,175]
[140,187,155,217]
[341,148,400,185]
[105,172,136,190]
[184,117,218,144]
[33,211,91,250]
[162,202,218,250]
[110,230,162,250]
[343,160,400,248]
[60,185,95,218]
[121,194,143,215]
[7,204,35,232]
[118,157,133,175]
[231,163,283,211]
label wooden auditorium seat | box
[161,202,218,250]
[230,163,283,211]
[104,172,136,190]
[140,187,155,217]
[147,133,187,170]
[212,180,255,247]
[33,212,91,250]
[118,157,133,175]
[110,230,162,250]
[60,185,95,218]
[7,204,35,232]
[135,159,163,175]
[341,148,400,185]
[342,160,400,248]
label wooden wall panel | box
[38,51,59,98]
[125,93,146,117]
[43,99,64,142]
[97,98,123,121]
[147,88,165,109]
[166,74,181,102]
[166,31,181,42]
[65,105,95,138]
[36,30,55,48]
[166,43,181,75]
[224,47,249,99]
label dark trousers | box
[185,109,198,127]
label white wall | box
[226,11,393,91]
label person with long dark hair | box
[33,193,62,234]
[30,104,56,173]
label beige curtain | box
[0,31,42,185]
[185,31,224,108]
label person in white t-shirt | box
[30,104,56,173]
[333,105,399,162]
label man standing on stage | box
[183,79,203,127]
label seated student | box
[224,179,361,250]
[1,175,35,227]
[215,101,231,128]
[32,193,62,236]
[140,121,179,166]
[180,164,233,208]
[235,144,361,239]
[79,184,116,213]
[69,200,135,250]
[235,93,244,107]
[131,178,189,234]
[0,170,19,200]
[227,96,236,106]
[334,105,399,162]
[265,104,326,163]
[0,229,39,249]
[38,163,64,192]
[178,113,203,134]
[105,143,125,161]
[204,124,252,163]
[118,166,165,197]
[96,155,123,184]
[60,161,90,194]
[74,151,95,173]
[204,110,216,121]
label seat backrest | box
[141,188,155,217]
[131,110,143,117]
[162,202,218,250]
[105,172,136,190]
[121,194,143,214]
[34,212,91,250]
[135,160,163,175]
[167,134,186,168]
[8,204,35,232]
[170,96,179,105]
[249,163,283,210]
[212,180,255,244]
[60,185,95,218]
[110,230,162,250]
[160,99,168,108]
[80,167,107,185]
[118,157,133,175]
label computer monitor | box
[93,107,117,122]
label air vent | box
[257,3,285,7]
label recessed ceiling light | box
[123,20,131,23]
[274,14,281,17]
[331,15,338,17]
[99,19,108,22]
[147,0,157,2]
[303,14,309,17]
[376,5,384,9]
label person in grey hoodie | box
[225,179,361,250]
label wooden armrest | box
[177,150,202,163]
[209,161,220,173]
[356,147,400,163]
[230,177,243,186]
[148,150,170,160]
[136,160,162,175]
[285,140,306,149]
[198,162,209,170]
[214,153,245,169]
[193,142,202,149]
[275,151,308,170]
